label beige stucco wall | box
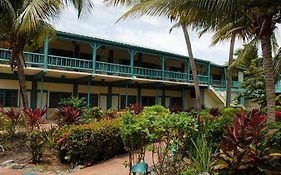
[202,89,224,108]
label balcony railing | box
[0,48,242,88]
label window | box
[49,92,72,108]
[121,95,136,109]
[0,89,18,107]
[142,96,155,106]
[50,49,73,57]
[78,93,99,107]
[80,53,92,60]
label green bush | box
[58,96,87,109]
[90,107,103,120]
[221,107,241,117]
[53,118,125,164]
[143,105,169,116]
[26,129,47,163]
[203,108,240,146]
[269,121,281,150]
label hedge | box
[53,118,126,164]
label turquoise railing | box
[0,48,11,61]
[211,79,224,87]
[96,61,131,75]
[165,71,187,81]
[0,48,244,88]
[134,66,162,79]
[48,55,92,71]
[24,52,44,66]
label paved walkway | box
[0,152,154,175]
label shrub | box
[221,107,241,117]
[129,103,144,115]
[1,108,22,135]
[269,120,281,150]
[90,107,103,120]
[275,111,281,121]
[169,103,182,113]
[26,129,47,163]
[58,96,87,110]
[53,118,125,164]
[212,110,280,174]
[103,108,119,120]
[23,108,47,130]
[204,114,234,146]
[143,105,169,116]
[58,106,80,125]
[209,107,221,117]
[120,112,198,175]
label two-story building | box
[0,31,244,115]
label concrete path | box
[0,152,154,175]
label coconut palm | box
[106,0,204,113]
[109,0,281,120]
[0,0,93,109]
[196,10,256,107]
[196,0,281,121]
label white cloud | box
[51,0,277,65]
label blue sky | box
[52,0,279,65]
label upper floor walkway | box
[0,31,242,89]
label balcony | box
[0,48,239,88]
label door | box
[99,94,107,112]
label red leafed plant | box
[169,103,182,113]
[24,108,47,130]
[209,107,221,117]
[275,111,281,121]
[212,109,280,174]
[3,108,22,135]
[129,103,144,115]
[58,106,80,125]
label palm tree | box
[106,0,203,113]
[196,0,281,121]
[0,0,93,109]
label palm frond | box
[0,0,15,19]
[229,39,258,70]
[64,0,94,17]
[15,0,61,34]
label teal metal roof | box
[56,31,226,68]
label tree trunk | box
[16,53,29,109]
[181,25,201,113]
[261,36,276,122]
[226,34,235,107]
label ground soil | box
[0,122,71,174]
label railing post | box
[91,43,97,75]
[187,61,190,82]
[161,56,166,80]
[208,62,211,88]
[44,37,49,69]
[125,83,129,107]
[129,50,136,77]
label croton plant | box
[212,109,281,174]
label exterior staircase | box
[209,86,226,106]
